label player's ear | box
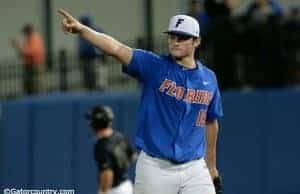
[193,37,201,48]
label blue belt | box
[146,152,196,165]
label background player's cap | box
[164,15,200,38]
[85,105,114,129]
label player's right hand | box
[58,8,84,34]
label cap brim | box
[163,30,198,38]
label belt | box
[146,152,190,165]
[166,157,203,165]
[168,159,187,165]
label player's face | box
[167,34,200,59]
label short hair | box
[22,24,34,35]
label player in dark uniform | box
[86,105,134,194]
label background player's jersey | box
[94,131,134,187]
[123,49,223,163]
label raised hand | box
[58,8,84,34]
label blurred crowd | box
[188,0,300,90]
[11,24,45,95]
[9,16,107,96]
[6,0,300,98]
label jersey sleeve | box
[207,81,223,121]
[94,144,114,171]
[122,49,161,82]
[123,138,135,162]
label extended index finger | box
[58,8,74,20]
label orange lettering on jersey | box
[175,86,185,100]
[159,79,172,92]
[207,92,213,105]
[166,82,176,97]
[159,79,213,105]
[194,90,204,104]
[196,91,211,105]
[200,91,208,104]
[184,89,196,103]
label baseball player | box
[59,9,223,194]
[86,105,134,194]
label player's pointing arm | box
[58,9,133,65]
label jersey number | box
[196,109,207,127]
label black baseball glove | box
[213,176,223,194]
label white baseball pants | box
[106,180,133,194]
[134,151,215,194]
